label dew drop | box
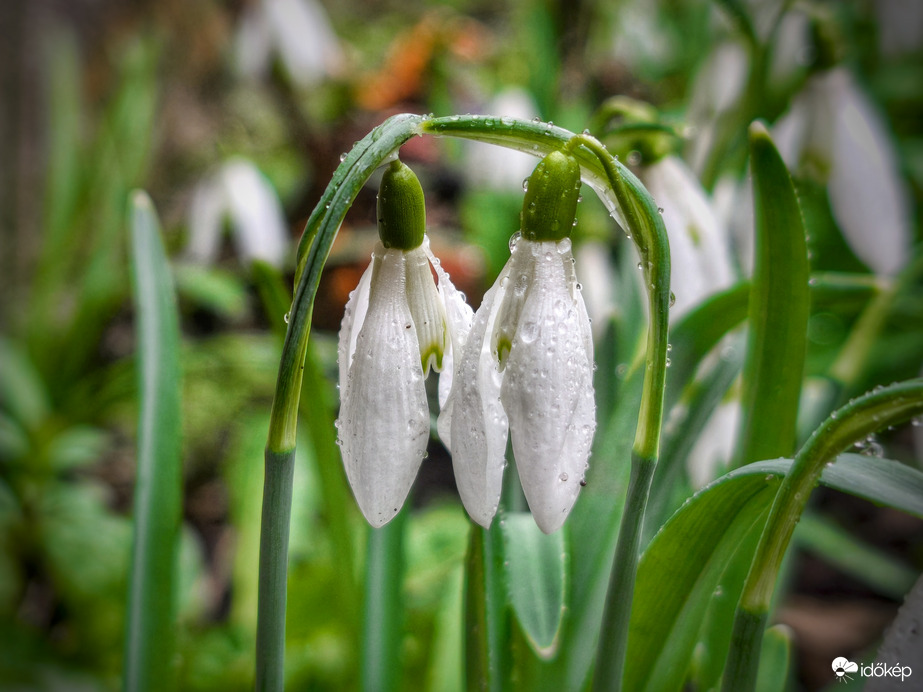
[283,311,291,324]
[559,472,568,482]
[522,178,530,192]
[339,152,347,162]
[669,292,676,307]
[509,231,522,251]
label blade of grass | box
[124,191,182,692]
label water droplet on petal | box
[509,231,522,251]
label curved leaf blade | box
[735,123,810,466]
[124,191,183,692]
[625,451,923,691]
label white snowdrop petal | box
[641,157,735,318]
[827,71,911,276]
[502,241,595,534]
[185,177,226,265]
[442,270,510,528]
[405,245,447,374]
[686,399,739,489]
[266,0,344,87]
[337,259,374,396]
[338,250,429,527]
[434,276,474,410]
[221,159,289,268]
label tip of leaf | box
[131,189,153,209]
[748,120,771,141]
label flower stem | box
[362,511,407,692]
[564,135,671,692]
[721,379,923,692]
[592,453,656,690]
[255,449,295,691]
[256,114,424,690]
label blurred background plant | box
[0,0,921,689]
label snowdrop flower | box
[186,158,289,268]
[639,155,736,318]
[639,153,739,486]
[235,0,344,88]
[337,160,472,527]
[686,41,749,176]
[441,151,596,534]
[773,67,912,276]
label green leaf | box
[501,513,566,658]
[735,123,810,466]
[124,191,183,692]
[0,337,50,431]
[173,264,250,322]
[755,625,792,692]
[794,512,917,600]
[625,452,923,692]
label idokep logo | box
[832,658,859,682]
[832,657,913,684]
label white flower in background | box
[686,41,749,176]
[640,154,740,486]
[441,151,596,534]
[235,0,344,88]
[773,67,912,276]
[337,161,472,528]
[464,87,542,191]
[186,158,288,268]
[639,155,737,317]
[687,394,741,488]
[574,240,618,341]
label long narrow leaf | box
[735,123,810,466]
[124,191,183,692]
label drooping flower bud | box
[521,150,581,242]
[442,149,596,534]
[378,159,426,250]
[337,159,473,527]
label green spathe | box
[521,150,581,242]
[378,159,425,250]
